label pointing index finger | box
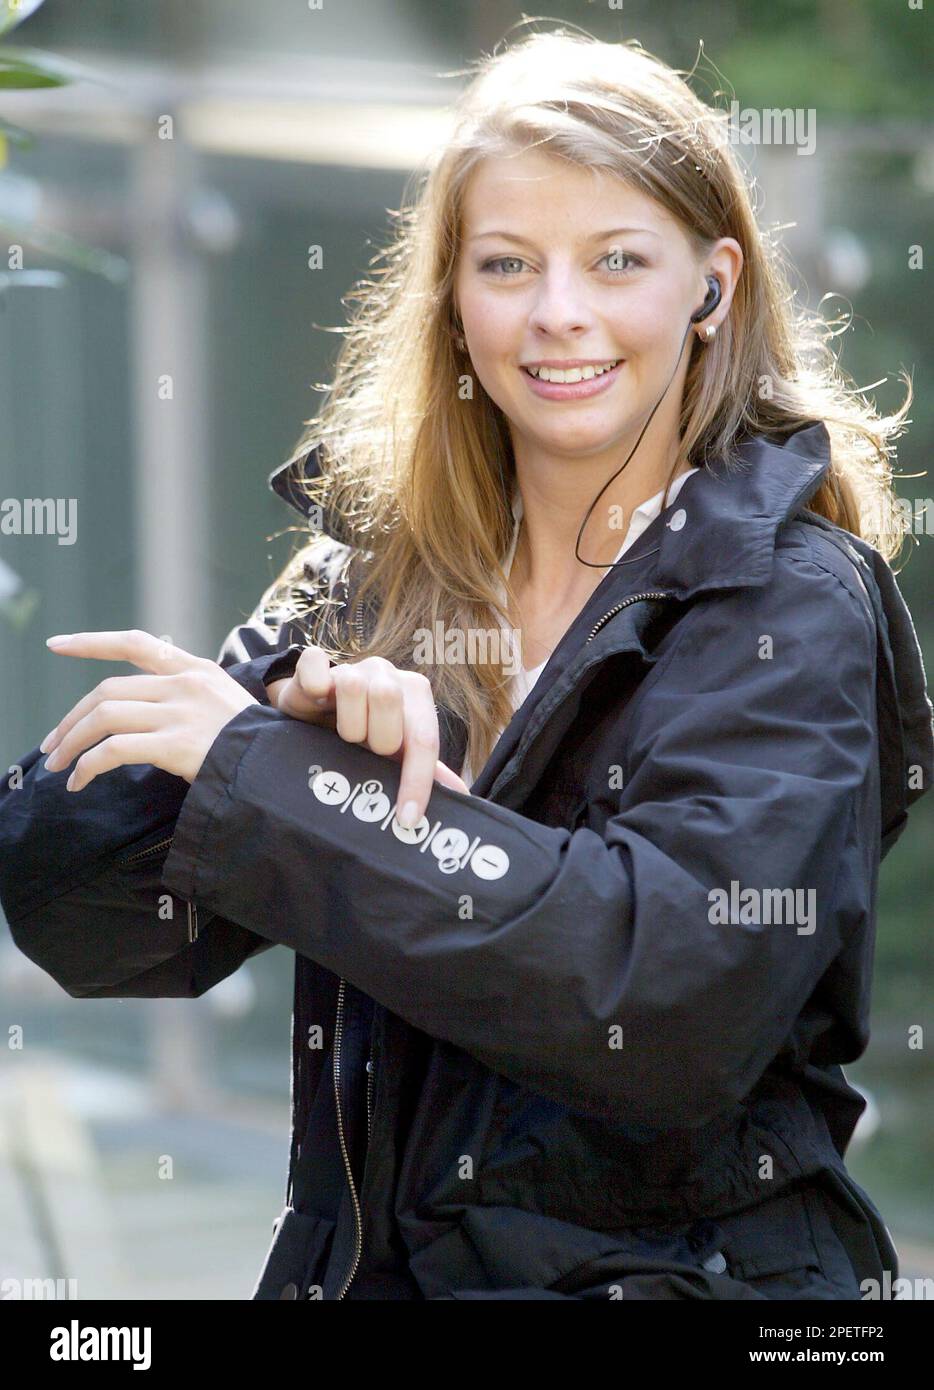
[45,630,202,674]
[396,680,440,829]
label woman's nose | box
[528,273,592,339]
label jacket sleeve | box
[0,584,310,999]
[159,549,882,1127]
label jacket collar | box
[653,420,832,598]
[269,422,832,603]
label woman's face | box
[453,148,722,463]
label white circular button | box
[312,770,350,805]
[668,508,687,531]
[352,780,391,821]
[470,844,510,880]
[431,827,471,872]
[392,813,430,844]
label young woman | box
[2,31,932,1301]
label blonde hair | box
[267,28,913,779]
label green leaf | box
[0,44,103,86]
[0,57,63,88]
[0,0,47,40]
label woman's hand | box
[39,630,259,789]
[266,645,469,828]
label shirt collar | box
[505,461,697,542]
[508,465,698,569]
[509,465,696,525]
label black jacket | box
[2,420,931,1300]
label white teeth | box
[526,360,620,383]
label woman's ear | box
[704,239,744,324]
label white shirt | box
[460,466,699,784]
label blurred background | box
[0,0,931,1299]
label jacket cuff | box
[260,643,305,688]
[223,648,304,703]
[159,706,267,903]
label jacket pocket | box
[714,1179,866,1298]
[717,1190,821,1281]
[547,1217,752,1300]
[251,1206,336,1300]
[407,1204,733,1300]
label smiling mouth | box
[522,359,623,383]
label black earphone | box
[571,274,722,569]
[690,274,722,325]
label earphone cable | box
[572,317,696,570]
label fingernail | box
[398,800,420,830]
[46,635,73,647]
[314,696,330,708]
[65,772,76,791]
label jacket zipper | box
[121,835,174,865]
[118,835,199,942]
[332,976,364,1300]
[585,590,671,643]
[487,591,674,806]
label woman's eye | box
[480,256,528,276]
[600,251,643,274]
